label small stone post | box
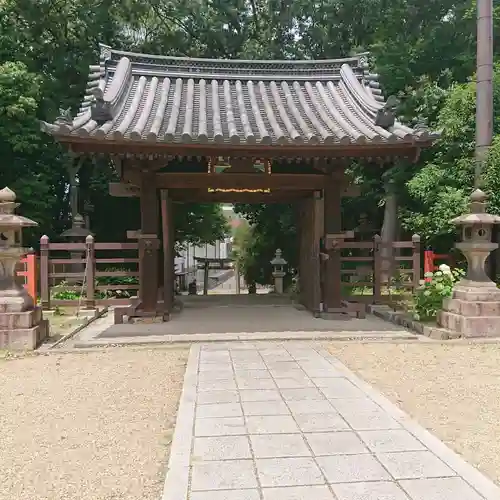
[270,249,287,294]
[438,189,500,337]
[0,187,48,349]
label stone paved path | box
[162,342,500,500]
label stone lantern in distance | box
[438,189,500,338]
[270,249,287,294]
[0,187,47,349]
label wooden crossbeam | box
[109,181,360,199]
[170,190,311,204]
[122,171,326,190]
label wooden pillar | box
[161,190,174,318]
[323,177,342,312]
[138,171,160,313]
[311,191,323,315]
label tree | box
[402,65,500,250]
[0,0,232,247]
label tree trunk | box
[380,184,398,283]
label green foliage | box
[402,65,500,249]
[233,203,297,286]
[412,266,465,322]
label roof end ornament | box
[55,107,73,126]
[375,95,399,129]
[90,87,113,125]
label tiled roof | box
[41,44,438,147]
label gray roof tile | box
[41,44,438,147]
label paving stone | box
[196,403,243,419]
[199,363,234,373]
[303,368,345,378]
[191,460,258,491]
[398,477,485,500]
[199,352,231,363]
[191,490,260,500]
[311,376,346,387]
[316,454,391,483]
[265,361,300,370]
[250,433,311,458]
[197,390,240,404]
[274,377,315,389]
[305,431,369,456]
[294,413,350,432]
[262,485,336,500]
[242,400,290,416]
[376,451,456,480]
[255,457,325,487]
[335,408,401,431]
[198,371,235,382]
[287,399,335,415]
[359,430,426,453]
[193,436,252,461]
[318,379,367,399]
[246,415,300,434]
[268,369,307,379]
[287,350,324,360]
[280,388,325,401]
[332,481,410,500]
[198,379,238,392]
[234,369,272,380]
[330,398,382,413]
[195,417,246,437]
[239,389,283,402]
[237,378,277,390]
[232,361,268,370]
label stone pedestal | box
[438,283,500,337]
[272,271,285,294]
[0,305,48,350]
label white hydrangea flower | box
[439,264,452,275]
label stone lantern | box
[0,187,47,349]
[438,189,500,337]
[270,249,287,294]
[60,213,93,283]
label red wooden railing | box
[16,252,37,302]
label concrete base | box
[0,307,48,350]
[438,284,500,338]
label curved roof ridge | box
[99,43,370,68]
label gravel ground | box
[0,348,188,500]
[328,342,500,485]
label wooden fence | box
[39,235,139,309]
[339,234,421,304]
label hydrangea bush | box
[412,264,465,322]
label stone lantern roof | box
[0,187,37,229]
[451,189,500,226]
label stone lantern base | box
[438,282,500,338]
[0,294,48,350]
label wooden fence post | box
[26,250,37,303]
[412,234,421,292]
[85,235,95,309]
[40,235,50,309]
[373,234,382,303]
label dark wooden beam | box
[109,182,139,197]
[123,172,326,190]
[170,190,312,203]
[59,136,424,161]
[109,181,359,198]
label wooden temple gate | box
[41,44,437,323]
